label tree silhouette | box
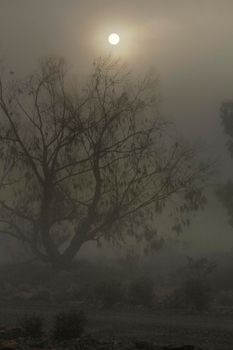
[216,100,233,226]
[184,257,216,311]
[0,57,208,268]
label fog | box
[0,2,233,348]
[1,0,233,255]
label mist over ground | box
[0,1,233,350]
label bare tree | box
[0,57,208,268]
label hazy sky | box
[1,0,233,255]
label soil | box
[1,304,233,350]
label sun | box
[108,33,120,46]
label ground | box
[0,304,233,349]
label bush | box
[30,288,52,303]
[216,290,233,307]
[128,277,155,307]
[18,314,44,338]
[52,310,86,341]
[163,288,188,310]
[94,279,125,307]
[184,278,213,312]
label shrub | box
[30,288,52,303]
[128,277,155,307]
[77,282,94,302]
[184,278,213,312]
[216,290,233,307]
[94,279,125,307]
[163,288,188,310]
[52,310,86,341]
[18,314,44,338]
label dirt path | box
[87,310,233,349]
[0,305,233,349]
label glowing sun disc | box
[108,33,120,45]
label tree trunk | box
[61,221,90,267]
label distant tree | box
[183,257,216,312]
[0,56,208,268]
[186,256,216,281]
[216,101,233,226]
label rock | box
[0,329,208,350]
[0,340,19,350]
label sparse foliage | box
[0,56,208,268]
[183,257,216,312]
[18,313,44,338]
[94,279,125,307]
[216,100,233,225]
[52,310,86,340]
[184,279,213,312]
[128,276,155,307]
